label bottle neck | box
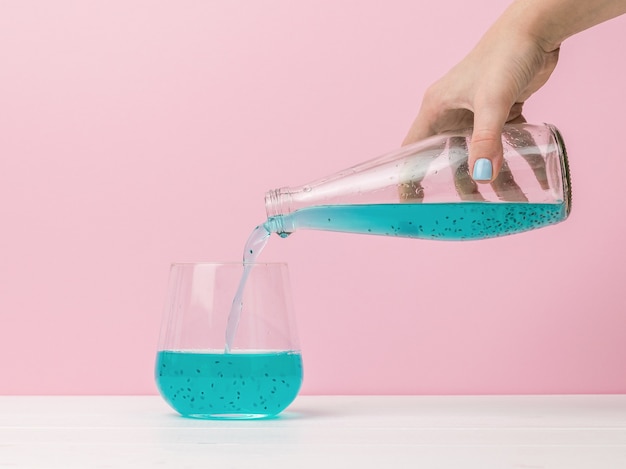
[265,188,293,218]
[264,188,296,235]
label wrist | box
[497,0,565,52]
[503,0,626,52]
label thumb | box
[468,101,509,182]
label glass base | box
[183,412,279,420]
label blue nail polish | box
[473,158,493,181]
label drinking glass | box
[155,262,302,419]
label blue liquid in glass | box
[156,350,303,418]
[269,202,566,240]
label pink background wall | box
[1,1,625,395]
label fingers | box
[402,80,475,147]
[402,111,433,147]
[503,125,549,190]
[398,179,425,202]
[449,137,486,201]
[468,96,512,184]
[402,100,441,147]
[490,160,529,202]
[450,136,529,202]
[398,139,447,202]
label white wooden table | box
[1,395,625,468]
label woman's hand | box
[402,6,560,182]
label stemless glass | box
[155,262,302,419]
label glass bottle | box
[264,123,571,241]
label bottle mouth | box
[264,189,279,218]
[546,123,572,216]
[264,188,293,235]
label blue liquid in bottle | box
[266,202,567,240]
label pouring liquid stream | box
[224,222,277,352]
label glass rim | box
[169,261,289,267]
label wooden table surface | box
[1,395,625,468]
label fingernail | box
[472,158,493,181]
